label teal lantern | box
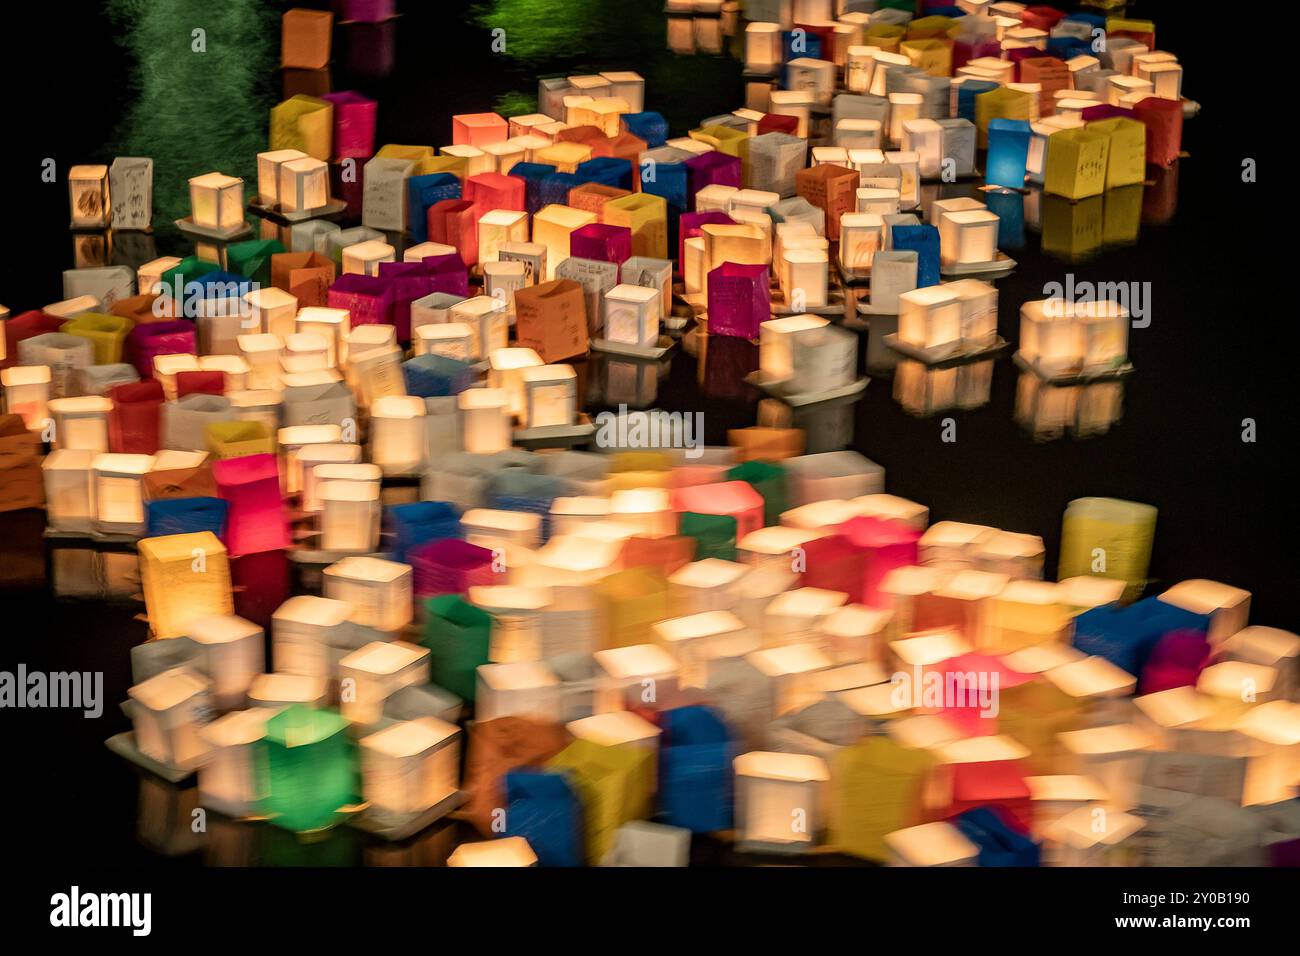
[260,705,358,833]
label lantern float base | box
[1012,350,1136,386]
[44,528,141,547]
[247,196,349,224]
[513,416,597,449]
[174,217,254,242]
[104,731,194,784]
[883,333,1010,367]
[349,790,468,842]
[939,251,1017,278]
[770,286,849,318]
[744,370,869,407]
[590,335,677,360]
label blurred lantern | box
[138,531,234,639]
[187,614,265,711]
[128,667,212,771]
[260,704,357,832]
[734,751,830,853]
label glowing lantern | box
[247,673,328,709]
[69,164,111,228]
[361,717,462,821]
[476,661,562,721]
[198,708,276,816]
[884,822,980,867]
[42,449,96,532]
[1042,806,1144,867]
[458,388,512,454]
[368,395,426,475]
[47,396,110,452]
[128,667,212,771]
[1057,723,1154,810]
[653,610,751,687]
[764,587,849,646]
[323,556,413,634]
[747,643,835,714]
[1057,497,1156,601]
[1158,580,1251,646]
[448,837,538,867]
[320,479,381,552]
[734,751,830,853]
[668,559,749,615]
[272,594,358,680]
[137,531,233,639]
[92,452,155,536]
[2,365,51,429]
[298,443,362,513]
[295,307,350,367]
[338,640,429,727]
[593,644,680,713]
[520,364,577,428]
[261,704,357,832]
[188,173,245,234]
[818,604,894,664]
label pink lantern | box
[707,263,769,340]
[409,538,497,598]
[569,223,633,265]
[452,112,509,148]
[213,453,290,557]
[672,480,766,539]
[839,515,921,608]
[321,91,378,160]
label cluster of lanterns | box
[1,1,1294,868]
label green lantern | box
[421,595,492,702]
[726,460,788,527]
[260,705,357,833]
[680,512,738,561]
[227,239,286,288]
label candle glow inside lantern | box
[188,173,246,233]
[476,661,562,722]
[747,642,835,714]
[260,704,357,833]
[653,610,751,687]
[48,396,112,452]
[324,556,413,635]
[198,707,276,817]
[593,644,681,714]
[604,284,661,349]
[295,307,350,367]
[532,205,597,280]
[272,593,358,681]
[342,239,396,277]
[519,364,577,429]
[898,286,963,360]
[369,395,427,475]
[1019,298,1131,378]
[414,322,475,362]
[338,640,430,727]
[320,479,381,553]
[759,315,856,394]
[449,296,510,359]
[884,821,980,867]
[43,449,96,532]
[1057,723,1154,811]
[458,387,512,454]
[448,836,538,867]
[129,666,212,771]
[69,164,111,228]
[186,614,265,712]
[93,452,155,536]
[2,365,52,429]
[361,717,462,820]
[138,531,234,639]
[256,148,307,205]
[1158,580,1251,646]
[733,751,829,853]
[668,559,749,615]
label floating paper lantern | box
[213,454,289,557]
[1042,805,1144,867]
[361,717,462,819]
[338,640,429,727]
[295,307,350,367]
[272,594,358,680]
[323,556,413,634]
[1158,580,1251,646]
[2,365,51,430]
[449,296,510,359]
[733,751,829,853]
[47,396,111,452]
[69,164,111,228]
[128,667,212,771]
[138,531,233,639]
[92,452,154,535]
[261,704,357,832]
[247,673,329,709]
[188,173,245,233]
[747,642,835,714]
[1057,497,1156,601]
[42,449,96,532]
[320,479,381,552]
[186,614,266,711]
[458,388,511,454]
[1057,723,1153,810]
[198,708,276,817]
[654,610,751,687]
[476,661,562,722]
[297,443,362,513]
[1019,298,1130,378]
[519,364,577,429]
[1220,627,1300,702]
[447,836,537,867]
[884,821,980,867]
[593,644,680,713]
[368,395,426,475]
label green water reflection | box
[105,0,279,236]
